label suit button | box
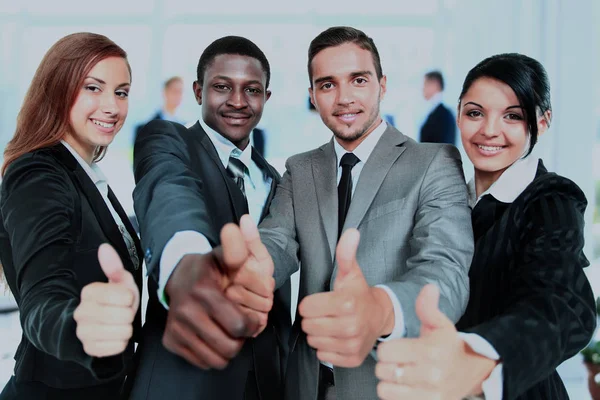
[145,248,152,264]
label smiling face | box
[194,54,271,149]
[67,56,131,163]
[308,42,386,150]
[458,77,548,185]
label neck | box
[233,138,250,151]
[63,134,95,165]
[164,105,177,115]
[474,168,506,198]
[335,116,383,152]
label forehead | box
[204,54,266,85]
[463,77,519,107]
[88,57,131,83]
[310,43,377,81]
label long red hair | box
[2,32,131,175]
[0,32,130,280]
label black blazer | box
[130,120,291,400]
[419,103,456,145]
[0,144,142,399]
[456,160,596,400]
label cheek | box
[459,120,479,141]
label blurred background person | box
[418,70,457,145]
[134,76,185,142]
[0,32,142,400]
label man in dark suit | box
[418,71,456,145]
[129,36,291,400]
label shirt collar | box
[198,116,253,173]
[467,156,539,207]
[60,140,107,191]
[333,120,387,166]
[426,92,443,113]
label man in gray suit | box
[234,26,473,400]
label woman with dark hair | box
[374,53,596,400]
[0,32,141,399]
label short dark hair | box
[196,36,270,88]
[307,26,383,86]
[459,53,552,157]
[425,70,444,91]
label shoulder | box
[407,140,461,162]
[1,147,74,206]
[286,145,328,167]
[519,167,587,222]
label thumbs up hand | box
[74,244,139,358]
[298,229,395,368]
[374,285,497,400]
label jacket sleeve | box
[1,153,126,379]
[133,120,219,285]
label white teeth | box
[478,145,503,151]
[92,120,115,128]
[340,114,356,117]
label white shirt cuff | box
[374,284,406,341]
[158,231,212,309]
[459,332,503,400]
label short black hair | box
[425,70,444,91]
[196,36,270,88]
[308,26,383,86]
[459,53,552,157]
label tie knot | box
[227,156,247,179]
[340,152,360,169]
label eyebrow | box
[212,75,264,86]
[313,70,373,85]
[85,76,130,88]
[464,101,523,111]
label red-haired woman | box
[0,32,141,399]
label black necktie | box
[338,152,360,238]
[226,156,249,212]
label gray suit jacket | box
[259,125,473,400]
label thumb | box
[333,228,361,290]
[415,284,454,336]
[219,222,249,275]
[98,243,128,284]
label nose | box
[100,92,119,115]
[336,82,355,106]
[226,88,249,109]
[481,115,501,138]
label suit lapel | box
[51,144,131,266]
[108,188,142,267]
[190,122,248,221]
[342,126,407,232]
[251,149,279,223]
[312,140,338,262]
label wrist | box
[370,287,395,337]
[462,341,499,396]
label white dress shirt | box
[331,120,406,342]
[60,140,139,269]
[157,117,272,307]
[461,155,540,400]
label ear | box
[536,109,552,138]
[379,75,387,100]
[308,87,316,110]
[192,81,202,105]
[265,89,272,102]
